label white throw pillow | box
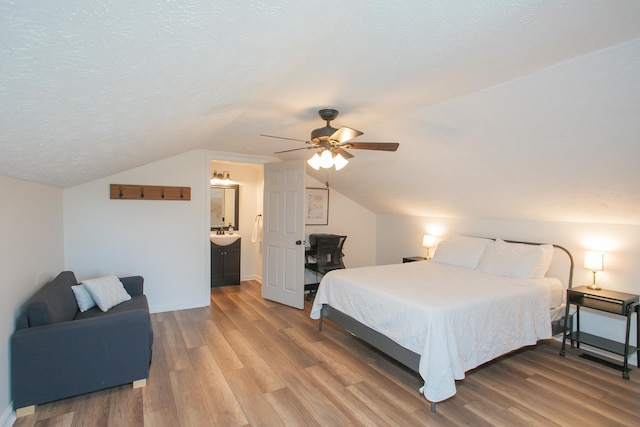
[71,284,97,312]
[82,273,131,312]
[477,239,551,279]
[430,236,491,269]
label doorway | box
[209,160,265,287]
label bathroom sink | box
[210,233,240,246]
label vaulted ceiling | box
[2,1,640,224]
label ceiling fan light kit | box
[307,149,349,171]
[263,109,399,170]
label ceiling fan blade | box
[273,146,315,154]
[260,134,309,143]
[330,126,363,144]
[347,142,399,151]
[333,147,354,159]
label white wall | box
[64,150,273,313]
[64,150,211,312]
[377,214,640,363]
[0,176,63,425]
[305,176,377,272]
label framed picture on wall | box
[305,187,329,225]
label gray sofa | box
[11,271,153,415]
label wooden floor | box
[14,280,640,426]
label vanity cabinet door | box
[211,245,225,285]
[223,245,240,284]
[211,239,241,287]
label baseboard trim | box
[0,404,16,427]
[150,300,209,314]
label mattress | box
[310,260,558,402]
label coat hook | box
[161,187,165,199]
[140,187,144,198]
[119,186,123,198]
[180,188,184,199]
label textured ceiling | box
[2,1,640,224]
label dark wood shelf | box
[567,331,637,357]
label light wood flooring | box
[14,280,640,426]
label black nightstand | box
[403,256,427,263]
[560,286,639,379]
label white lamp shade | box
[307,153,322,170]
[333,152,349,170]
[584,251,604,271]
[422,234,436,248]
[319,150,334,168]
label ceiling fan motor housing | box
[311,108,339,144]
[311,125,338,143]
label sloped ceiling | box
[2,1,640,224]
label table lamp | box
[422,235,436,260]
[584,251,604,290]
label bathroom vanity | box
[210,234,241,287]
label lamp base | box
[587,283,602,291]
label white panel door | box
[262,160,305,309]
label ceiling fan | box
[260,109,399,170]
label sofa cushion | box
[73,294,154,347]
[27,271,79,327]
[74,294,149,320]
[119,276,144,296]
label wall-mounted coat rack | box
[110,184,191,201]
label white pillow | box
[477,239,552,279]
[71,284,97,312]
[532,244,554,278]
[82,273,131,312]
[430,236,491,269]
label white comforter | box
[310,261,556,403]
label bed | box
[310,237,573,412]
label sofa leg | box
[133,379,147,389]
[16,405,36,418]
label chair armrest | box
[119,275,144,296]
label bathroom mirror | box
[210,184,239,230]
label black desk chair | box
[305,235,347,300]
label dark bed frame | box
[316,240,574,413]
